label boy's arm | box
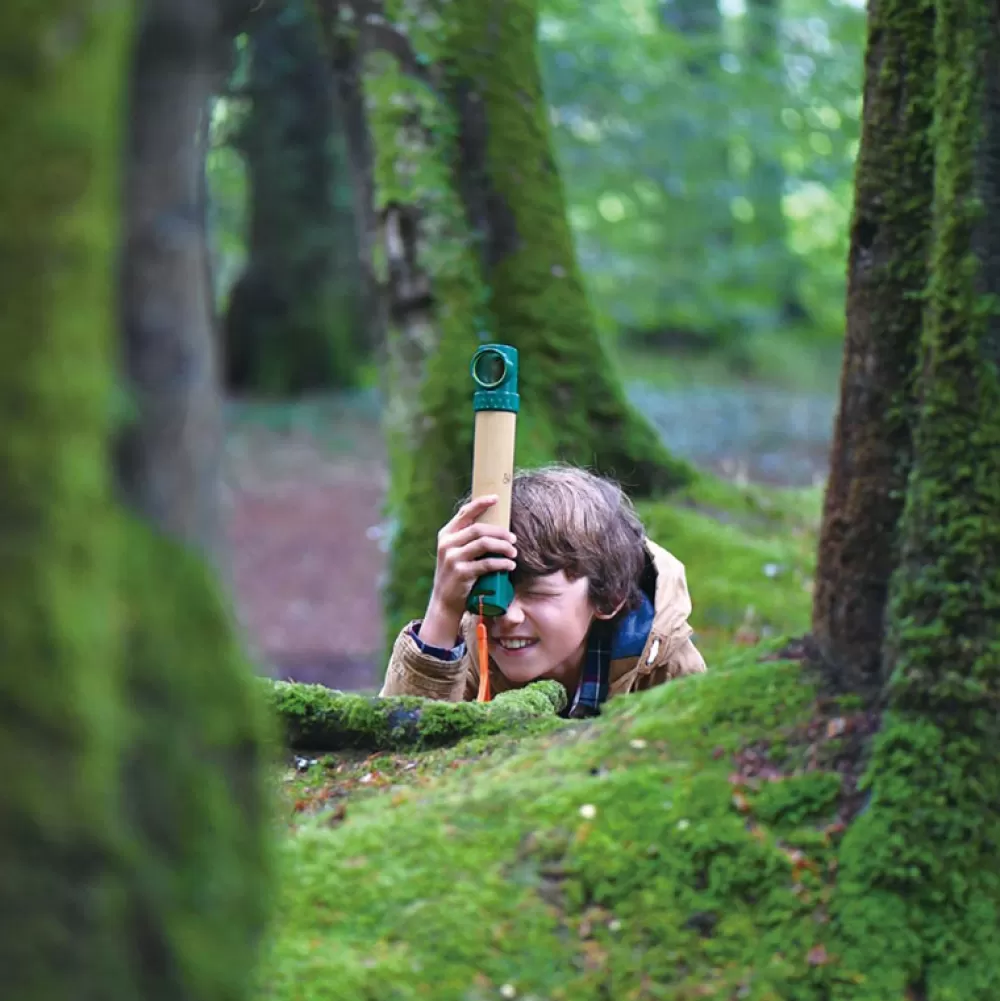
[629,635,706,697]
[378,619,474,701]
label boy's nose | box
[498,595,526,625]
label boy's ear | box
[594,598,627,621]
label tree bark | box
[883,0,1000,713]
[224,0,366,395]
[810,0,935,697]
[117,0,242,564]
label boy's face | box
[487,571,599,688]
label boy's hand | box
[419,495,517,649]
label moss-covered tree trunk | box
[810,0,934,697]
[0,4,132,994]
[833,3,1000,993]
[446,0,691,490]
[118,0,241,565]
[224,0,366,395]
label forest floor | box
[222,376,837,693]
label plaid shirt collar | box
[566,593,655,718]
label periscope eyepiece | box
[471,347,508,389]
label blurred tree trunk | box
[224,0,367,395]
[318,0,386,375]
[810,0,934,697]
[119,8,275,1001]
[834,3,1000,987]
[118,0,243,566]
[0,3,272,999]
[316,0,694,644]
[744,0,806,324]
[0,4,133,994]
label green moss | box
[267,678,567,751]
[751,772,843,829]
[256,649,889,1001]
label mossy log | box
[267,679,568,752]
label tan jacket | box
[379,539,706,706]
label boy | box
[380,465,706,716]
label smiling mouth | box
[494,638,539,652]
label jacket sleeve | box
[378,620,474,701]
[661,635,707,679]
[633,634,706,694]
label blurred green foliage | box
[206,0,864,375]
[539,0,865,354]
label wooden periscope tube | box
[467,344,520,617]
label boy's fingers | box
[457,558,517,578]
[442,522,515,555]
[454,534,517,563]
[449,494,498,531]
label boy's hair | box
[505,464,647,616]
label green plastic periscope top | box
[468,344,519,617]
[470,343,520,413]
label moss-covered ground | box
[252,475,884,1000]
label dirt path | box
[222,401,390,692]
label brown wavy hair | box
[503,464,648,617]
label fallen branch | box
[265,679,568,752]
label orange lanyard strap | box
[476,596,491,702]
